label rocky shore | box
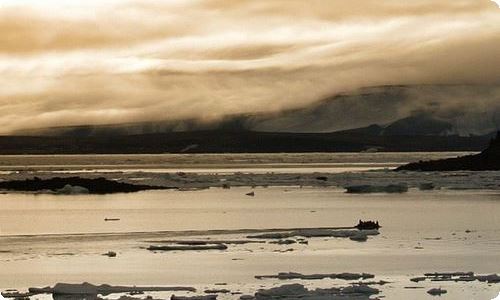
[0,176,169,194]
[397,132,500,171]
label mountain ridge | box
[14,85,500,137]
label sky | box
[1,0,500,134]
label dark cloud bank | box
[1,0,499,134]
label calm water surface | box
[0,187,498,236]
[0,188,498,299]
[0,152,473,173]
[0,152,498,299]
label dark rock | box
[27,282,196,298]
[204,289,230,294]
[102,251,117,258]
[146,239,265,245]
[427,288,447,296]
[147,244,228,251]
[475,274,500,283]
[0,177,169,194]
[345,184,408,194]
[397,132,500,171]
[349,233,368,242]
[355,220,380,230]
[269,239,297,245]
[424,272,474,277]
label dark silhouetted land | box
[0,177,168,194]
[397,132,500,171]
[0,130,492,154]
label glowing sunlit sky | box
[0,0,499,133]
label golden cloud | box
[0,0,499,133]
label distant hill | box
[250,85,500,135]
[15,85,500,138]
[383,114,452,136]
[7,84,499,154]
[336,114,453,137]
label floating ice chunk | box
[55,184,89,195]
[341,284,379,295]
[349,232,368,242]
[255,272,374,281]
[475,274,500,283]
[248,229,379,240]
[252,283,378,299]
[255,284,307,298]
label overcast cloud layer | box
[1,0,500,133]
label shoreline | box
[1,168,500,192]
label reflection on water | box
[0,152,497,299]
[0,152,473,173]
[0,187,499,236]
[0,187,499,300]
[0,188,500,235]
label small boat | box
[104,218,120,222]
[355,220,380,230]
